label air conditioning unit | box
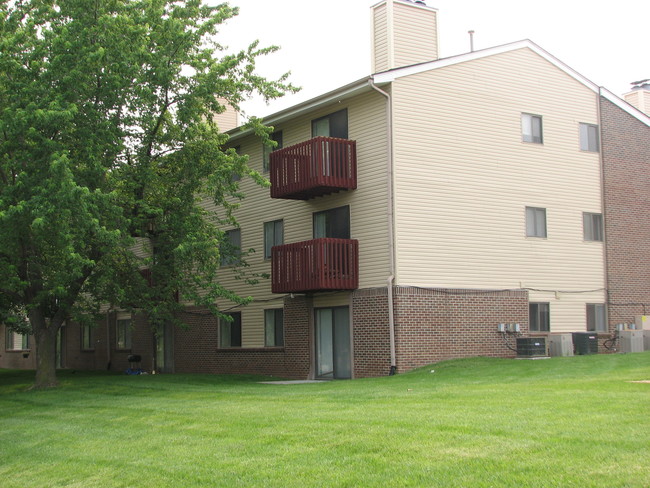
[548,334,574,357]
[619,330,644,353]
[572,332,598,355]
[645,331,650,352]
[516,337,547,357]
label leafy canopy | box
[0,0,296,335]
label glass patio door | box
[315,307,351,379]
[155,322,174,373]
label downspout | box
[106,309,112,370]
[368,78,397,375]
[597,88,611,329]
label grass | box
[1,353,649,487]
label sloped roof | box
[227,39,649,140]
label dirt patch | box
[628,380,650,383]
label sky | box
[215,0,650,120]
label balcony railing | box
[270,136,357,200]
[271,238,359,294]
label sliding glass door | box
[315,307,351,379]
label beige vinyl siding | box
[392,1,438,68]
[128,237,152,260]
[372,3,389,73]
[204,90,389,347]
[624,89,650,116]
[624,90,640,110]
[390,47,604,332]
[642,91,650,115]
[313,292,350,309]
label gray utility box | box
[516,337,547,357]
[548,334,574,357]
[572,332,598,355]
[645,331,650,352]
[619,330,644,353]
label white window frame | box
[579,123,599,152]
[220,312,242,348]
[81,323,94,351]
[583,212,603,242]
[586,304,607,332]
[529,303,550,332]
[522,113,543,144]
[526,207,547,238]
[264,309,284,347]
[263,220,284,260]
[116,315,132,350]
[263,131,283,173]
[5,328,29,351]
[220,228,241,267]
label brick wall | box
[392,287,529,372]
[174,297,311,379]
[352,288,391,377]
[600,97,650,330]
[0,325,36,369]
[61,320,107,371]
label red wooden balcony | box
[270,137,357,200]
[271,238,359,294]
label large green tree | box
[0,0,295,388]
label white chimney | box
[370,0,439,73]
[623,80,650,116]
[213,98,240,132]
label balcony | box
[270,137,357,200]
[271,238,359,294]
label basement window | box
[586,304,606,332]
[5,329,29,351]
[220,312,242,348]
[529,303,550,332]
[116,317,132,350]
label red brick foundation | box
[352,288,391,377]
[392,287,529,372]
[174,297,311,379]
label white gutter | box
[368,78,397,374]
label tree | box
[0,0,296,388]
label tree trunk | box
[32,317,60,389]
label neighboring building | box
[3,0,649,377]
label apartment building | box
[3,0,649,378]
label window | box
[264,309,284,347]
[230,145,241,182]
[583,212,603,241]
[220,312,242,348]
[529,303,550,332]
[116,317,132,350]
[263,131,283,172]
[522,113,543,143]
[312,109,348,139]
[81,324,94,351]
[587,304,607,332]
[579,123,599,152]
[264,220,283,259]
[526,207,547,238]
[220,229,241,266]
[313,206,350,239]
[5,329,29,350]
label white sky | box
[216,0,649,119]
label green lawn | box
[1,353,649,487]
